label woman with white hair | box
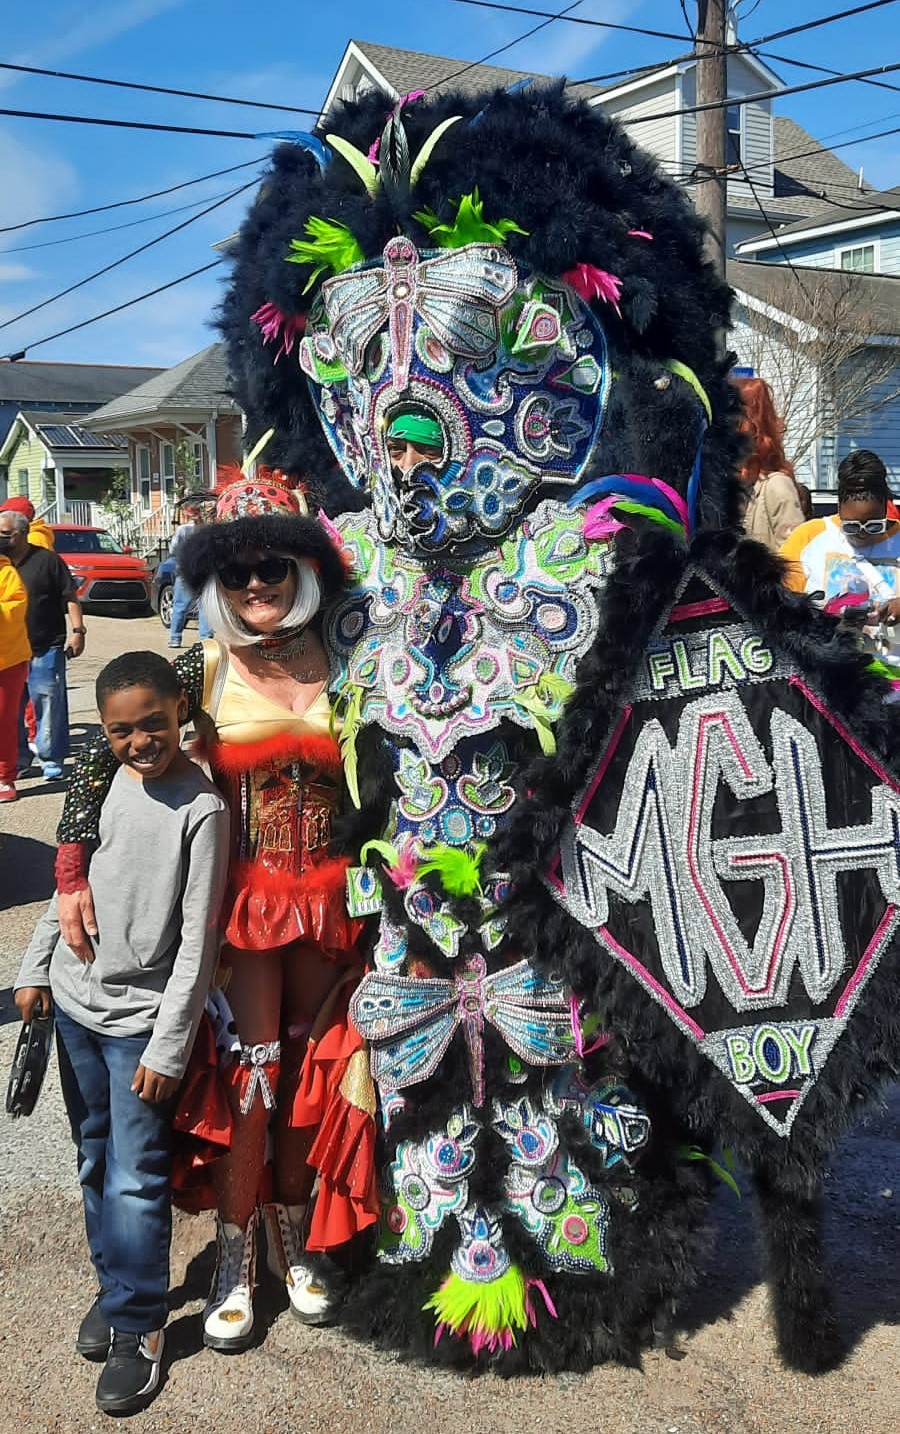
[55,470,375,1353]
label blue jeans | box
[170,574,212,644]
[18,646,69,767]
[55,1008,174,1333]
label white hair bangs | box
[199,556,322,647]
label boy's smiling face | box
[100,684,188,780]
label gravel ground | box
[0,614,897,1433]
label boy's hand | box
[58,887,98,963]
[131,1063,179,1104]
[15,987,52,1022]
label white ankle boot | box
[262,1201,348,1326]
[203,1210,258,1352]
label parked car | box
[150,554,177,628]
[151,552,207,632]
[51,525,152,615]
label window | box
[726,104,743,166]
[53,528,125,555]
[17,468,29,495]
[136,445,151,509]
[192,440,204,482]
[161,442,176,500]
[839,244,875,273]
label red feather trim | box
[204,730,341,776]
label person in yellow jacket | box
[0,552,31,800]
[0,497,55,550]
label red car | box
[51,525,153,615]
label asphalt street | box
[0,613,896,1434]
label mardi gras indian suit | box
[61,84,899,1373]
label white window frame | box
[837,240,878,273]
[161,441,176,500]
[16,467,29,496]
[192,440,204,482]
[136,444,152,509]
[725,102,744,167]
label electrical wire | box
[755,48,900,95]
[2,187,251,253]
[679,121,900,186]
[0,60,322,117]
[0,106,256,140]
[604,61,900,124]
[444,0,690,42]
[432,0,586,88]
[1,262,222,362]
[0,180,256,334]
[0,158,266,235]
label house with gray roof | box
[81,342,242,547]
[0,410,130,522]
[0,360,161,501]
[322,38,871,254]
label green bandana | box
[387,412,443,448]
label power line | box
[621,61,900,126]
[0,181,256,334]
[757,48,900,95]
[444,0,690,42]
[0,158,265,236]
[680,121,900,186]
[2,188,249,253]
[0,60,322,117]
[433,0,585,87]
[0,105,257,140]
[2,262,222,361]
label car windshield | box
[54,529,124,555]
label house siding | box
[835,362,900,482]
[680,59,774,203]
[730,309,820,487]
[597,76,679,174]
[744,220,900,276]
[6,428,52,507]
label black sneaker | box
[285,1250,349,1326]
[76,1295,110,1361]
[95,1329,164,1416]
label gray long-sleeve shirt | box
[16,761,230,1079]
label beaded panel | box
[547,568,900,1135]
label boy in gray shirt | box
[15,650,229,1417]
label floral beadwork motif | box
[327,501,612,764]
[496,1097,612,1274]
[380,1107,480,1264]
[301,241,609,555]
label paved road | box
[0,614,896,1433]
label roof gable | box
[82,343,239,428]
[0,360,162,406]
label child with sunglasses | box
[780,450,900,658]
[53,470,378,1353]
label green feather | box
[409,115,463,187]
[424,1266,530,1347]
[413,188,527,250]
[663,359,713,422]
[325,133,379,196]
[679,1145,742,1200]
[866,657,900,684]
[613,499,685,536]
[416,842,486,896]
[335,684,364,810]
[287,216,365,292]
[241,427,274,475]
[360,839,400,868]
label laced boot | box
[262,1200,348,1326]
[203,1209,258,1352]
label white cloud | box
[0,130,79,235]
[507,0,647,80]
[2,0,190,79]
[0,261,35,282]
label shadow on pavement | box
[0,833,55,914]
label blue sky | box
[0,0,896,368]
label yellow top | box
[27,521,55,551]
[0,557,32,672]
[201,639,332,744]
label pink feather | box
[562,262,623,316]
[251,302,306,362]
[385,842,419,890]
[627,229,654,240]
[583,497,627,542]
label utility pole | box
[694,0,728,281]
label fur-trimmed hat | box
[177,468,349,598]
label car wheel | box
[158,583,174,628]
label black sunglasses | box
[220,555,292,590]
